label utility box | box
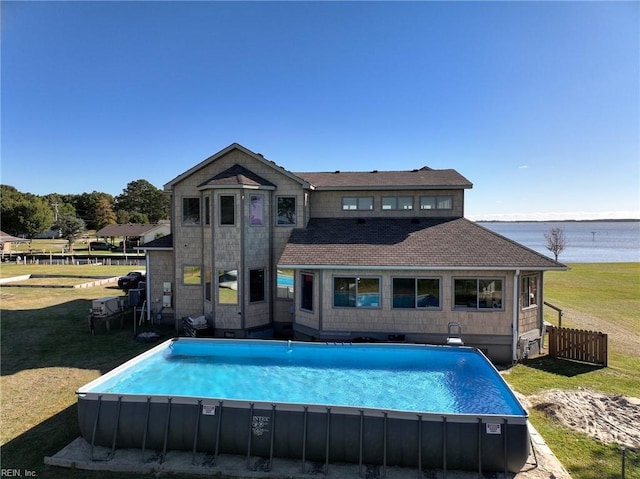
[92,296,120,318]
[162,281,172,308]
[128,289,144,307]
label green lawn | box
[506,263,640,479]
[1,262,638,478]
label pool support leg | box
[503,418,508,476]
[90,395,103,461]
[301,406,308,473]
[417,415,423,479]
[477,417,482,476]
[246,403,254,470]
[141,397,151,462]
[268,404,276,471]
[442,416,447,479]
[213,400,223,465]
[358,410,364,478]
[160,397,172,464]
[324,407,331,475]
[192,400,202,464]
[108,396,123,460]
[382,412,388,479]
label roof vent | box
[357,218,366,224]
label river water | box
[478,220,640,263]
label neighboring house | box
[0,230,29,259]
[140,143,566,363]
[96,223,170,249]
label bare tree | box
[545,227,567,261]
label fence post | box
[548,326,556,358]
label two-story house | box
[140,143,566,363]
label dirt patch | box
[524,388,640,449]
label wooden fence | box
[547,325,608,366]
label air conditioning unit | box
[128,289,144,307]
[92,296,120,318]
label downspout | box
[269,191,274,331]
[145,253,151,323]
[512,269,520,362]
[201,191,205,319]
[240,192,246,331]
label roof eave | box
[309,185,472,192]
[277,264,568,271]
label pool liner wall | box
[77,396,530,473]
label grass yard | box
[0,262,638,478]
[506,263,640,479]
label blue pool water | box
[277,272,294,287]
[87,339,525,416]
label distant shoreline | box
[475,218,640,223]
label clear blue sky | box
[2,1,638,221]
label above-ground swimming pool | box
[76,338,530,474]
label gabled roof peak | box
[199,164,276,189]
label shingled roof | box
[136,234,173,250]
[296,167,472,190]
[278,218,565,270]
[97,223,167,237]
[199,164,276,189]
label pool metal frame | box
[76,338,531,475]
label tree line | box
[1,179,170,239]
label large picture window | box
[300,273,313,311]
[205,267,212,301]
[277,197,296,225]
[218,269,238,304]
[392,277,440,308]
[183,265,202,285]
[182,198,201,225]
[521,275,538,308]
[419,195,452,210]
[249,269,265,303]
[333,277,380,308]
[342,197,374,211]
[220,195,235,225]
[454,278,503,310]
[277,269,294,300]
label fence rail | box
[547,325,608,366]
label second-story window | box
[220,195,235,225]
[342,197,374,211]
[420,195,453,210]
[204,196,210,225]
[277,197,296,225]
[182,198,201,225]
[382,196,414,210]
